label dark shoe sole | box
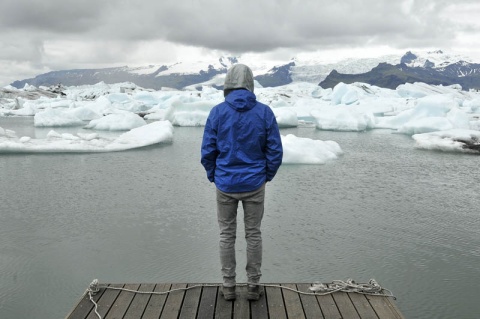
[222,293,236,301]
[221,287,236,301]
[247,293,260,300]
[247,286,263,301]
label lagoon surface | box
[0,117,479,319]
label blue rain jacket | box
[201,89,283,193]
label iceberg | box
[164,99,218,126]
[0,121,173,153]
[311,107,375,131]
[412,129,480,153]
[34,108,85,127]
[2,81,480,155]
[281,134,343,164]
[376,94,470,134]
[84,112,147,130]
[272,108,299,127]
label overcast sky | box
[1,0,480,86]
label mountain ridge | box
[10,50,480,91]
[319,51,480,90]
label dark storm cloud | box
[1,0,480,86]
[92,0,457,52]
[0,0,107,32]
[0,0,471,52]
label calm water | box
[0,117,479,319]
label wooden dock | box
[66,283,405,319]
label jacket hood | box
[223,64,254,93]
[225,88,257,112]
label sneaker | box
[247,284,263,301]
[221,285,236,301]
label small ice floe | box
[34,108,85,127]
[272,108,299,128]
[281,134,343,164]
[84,112,147,130]
[0,121,173,153]
[164,99,218,126]
[311,107,375,132]
[412,129,480,153]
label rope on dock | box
[308,278,394,297]
[87,279,101,319]
[86,278,395,319]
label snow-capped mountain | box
[10,50,480,91]
[288,53,401,84]
[401,50,469,68]
[399,50,480,77]
[320,50,480,90]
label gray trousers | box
[216,183,266,287]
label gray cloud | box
[1,0,480,85]
[90,0,458,51]
[0,0,107,32]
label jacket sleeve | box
[201,111,218,182]
[265,110,283,182]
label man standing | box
[201,64,283,301]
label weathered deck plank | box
[104,283,140,319]
[179,283,202,319]
[160,283,187,319]
[124,283,156,319]
[197,285,217,319]
[66,286,106,319]
[233,285,249,319]
[297,283,324,319]
[85,284,123,319]
[348,293,378,319]
[214,287,232,319]
[332,291,361,319]
[142,283,170,319]
[282,283,306,319]
[66,282,405,319]
[265,285,287,319]
[366,295,404,319]
[250,286,268,319]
